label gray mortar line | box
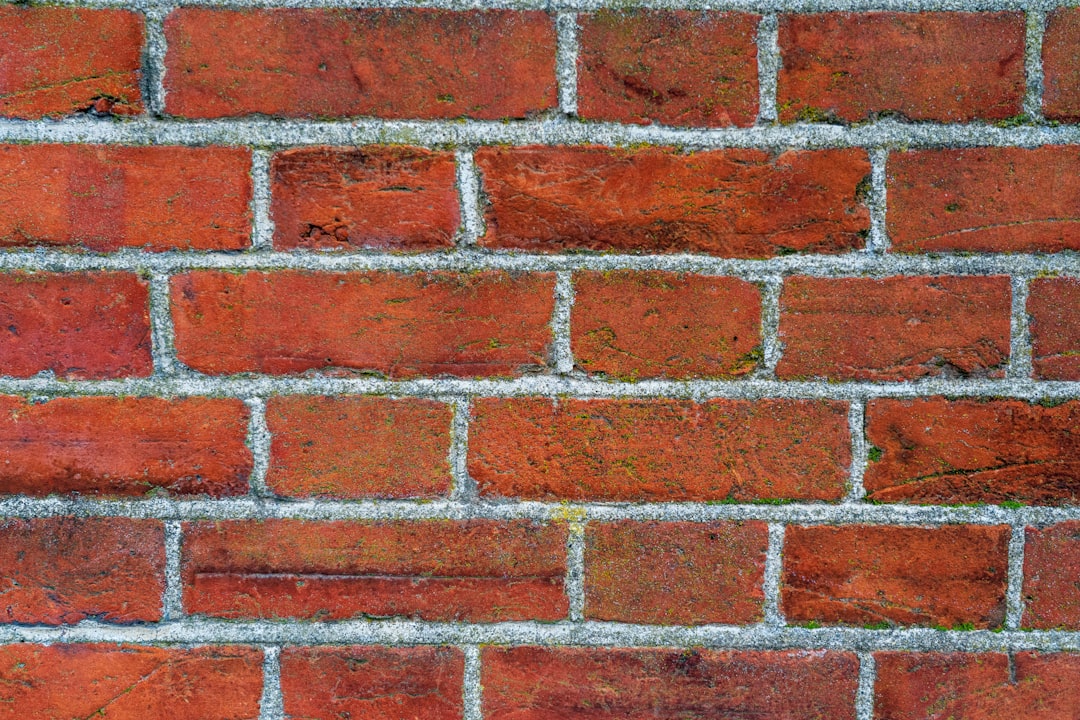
[867,148,889,253]
[259,645,285,720]
[756,15,779,125]
[148,272,179,377]
[142,6,169,117]
[1005,523,1027,630]
[1024,9,1047,121]
[462,645,482,720]
[162,520,184,621]
[762,523,785,626]
[567,521,587,621]
[758,276,783,377]
[4,117,1080,150]
[552,271,576,375]
[556,11,580,117]
[449,397,477,502]
[245,398,274,498]
[845,400,868,503]
[855,651,876,720]
[455,148,485,247]
[1009,275,1034,379]
[3,620,1078,651]
[251,149,275,251]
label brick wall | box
[1,1,1079,718]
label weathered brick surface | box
[0,517,163,625]
[271,146,459,251]
[777,12,1025,123]
[782,525,1010,628]
[0,272,151,379]
[1044,8,1080,122]
[181,520,568,622]
[572,272,762,379]
[281,646,464,720]
[171,271,555,377]
[584,521,768,625]
[164,9,557,119]
[1023,522,1080,629]
[777,276,1012,381]
[469,398,850,502]
[482,647,859,719]
[1029,277,1080,380]
[266,396,452,499]
[874,652,1080,719]
[0,644,263,720]
[577,11,759,127]
[0,396,251,498]
[0,7,143,119]
[888,147,1080,254]
[864,398,1080,505]
[476,146,870,256]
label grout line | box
[142,6,170,117]
[845,399,868,503]
[251,149,275,251]
[556,11,580,117]
[259,645,284,720]
[448,398,476,503]
[758,276,783,378]
[855,651,876,720]
[148,272,178,377]
[566,520,587,621]
[245,398,273,498]
[1005,523,1027,630]
[1009,275,1034,380]
[162,520,183,621]
[455,148,485,247]
[552,271,576,375]
[762,522,785,627]
[756,14,780,124]
[867,148,890,253]
[462,645,482,720]
[1024,9,1047,121]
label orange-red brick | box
[266,396,452,499]
[0,145,252,252]
[0,272,151,379]
[577,11,759,127]
[584,521,768,625]
[182,520,568,622]
[469,398,850,502]
[271,146,459,251]
[281,646,464,720]
[0,7,143,118]
[1023,522,1080,629]
[777,276,1011,381]
[778,12,1025,123]
[171,271,555,377]
[782,525,1009,628]
[476,146,870,256]
[0,518,163,625]
[164,9,557,119]
[1029,277,1080,380]
[0,396,252,498]
[572,272,762,379]
[1044,8,1080,122]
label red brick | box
[777,12,1024,123]
[171,271,555,377]
[1044,8,1080,122]
[476,146,870,255]
[482,647,858,719]
[281,646,464,720]
[181,519,568,622]
[469,398,850,502]
[782,525,1009,628]
[164,9,556,120]
[777,276,1011,381]
[266,396,452,499]
[0,396,251,498]
[0,7,143,119]
[271,146,459,251]
[1029,277,1080,380]
[888,147,1080,253]
[1023,522,1080,629]
[572,272,762,379]
[864,398,1080,505]
[584,521,768,625]
[0,644,262,720]
[0,518,163,625]
[0,145,252,252]
[577,11,759,127]
[0,272,151,379]
[874,652,1080,719]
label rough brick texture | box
[778,12,1025,123]
[164,9,557,119]
[1044,8,1080,122]
[476,146,870,255]
[1029,277,1080,380]
[1023,522,1080,629]
[181,519,568,621]
[469,398,850,502]
[0,7,143,119]
[577,11,759,127]
[782,525,1010,628]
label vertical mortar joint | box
[455,148,485,247]
[462,645,482,720]
[1005,522,1026,631]
[1009,275,1034,380]
[846,399,868,503]
[259,645,284,720]
[251,149,275,251]
[763,522,785,627]
[449,397,477,503]
[1024,10,1047,122]
[867,148,889,253]
[553,271,576,375]
[756,15,780,125]
[162,520,183,622]
[855,651,877,720]
[758,276,783,379]
[556,12,580,118]
[566,519,586,621]
[245,397,273,499]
